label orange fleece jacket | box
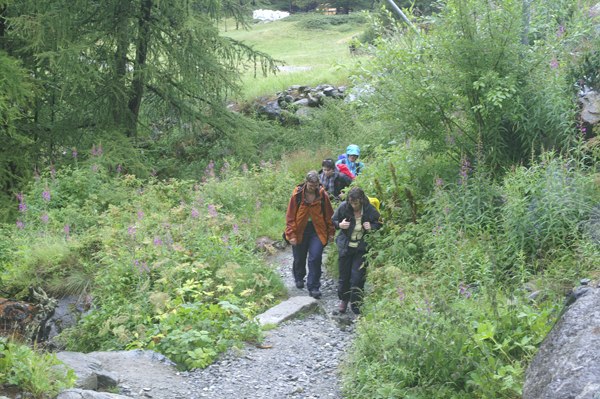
[285,185,335,246]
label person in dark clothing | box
[332,187,382,314]
[319,158,352,201]
[285,171,335,299]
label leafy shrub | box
[0,338,76,398]
[500,153,599,264]
[294,13,368,30]
[346,271,560,399]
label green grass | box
[220,13,369,100]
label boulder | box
[579,89,600,124]
[523,286,600,399]
[56,352,118,391]
[56,389,130,399]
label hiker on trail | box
[332,186,382,315]
[284,170,335,299]
[319,158,352,202]
[335,144,365,179]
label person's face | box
[348,154,358,162]
[323,167,334,177]
[349,197,361,211]
[306,180,319,193]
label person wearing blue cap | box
[335,144,365,178]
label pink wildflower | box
[207,204,217,218]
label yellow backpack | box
[368,196,380,211]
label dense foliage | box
[0,0,279,222]
[1,1,600,398]
[0,337,76,398]
[0,158,297,372]
[351,0,595,171]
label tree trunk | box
[0,5,7,49]
[113,9,130,132]
[127,0,152,138]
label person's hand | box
[289,238,297,245]
[363,221,371,231]
[339,218,350,230]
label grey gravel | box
[179,247,357,399]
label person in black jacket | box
[332,187,382,314]
[319,158,352,202]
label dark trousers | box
[337,247,367,309]
[292,222,324,292]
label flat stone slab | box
[256,296,318,326]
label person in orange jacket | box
[284,170,335,299]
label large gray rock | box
[579,89,600,124]
[256,295,318,325]
[56,389,130,399]
[55,352,118,390]
[523,286,600,399]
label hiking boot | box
[338,300,348,314]
[309,290,322,299]
[295,280,304,289]
[351,304,361,315]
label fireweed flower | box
[64,224,70,238]
[42,189,51,202]
[116,164,122,174]
[459,157,471,185]
[435,177,444,188]
[397,287,406,301]
[137,210,144,220]
[191,208,200,218]
[459,282,472,299]
[207,204,217,218]
[220,161,230,177]
[41,213,49,224]
[233,224,239,234]
[72,148,78,159]
[128,225,136,237]
[204,160,215,179]
[18,201,27,213]
[91,164,98,172]
[255,200,262,211]
[91,144,103,157]
[557,25,565,37]
[153,236,163,246]
[16,220,25,229]
[550,58,559,69]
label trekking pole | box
[384,0,420,36]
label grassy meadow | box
[220,13,369,100]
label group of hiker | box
[283,144,382,315]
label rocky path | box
[180,247,356,399]
[54,246,357,399]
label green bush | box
[294,13,368,30]
[346,272,560,399]
[0,338,76,398]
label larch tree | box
[1,0,276,160]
